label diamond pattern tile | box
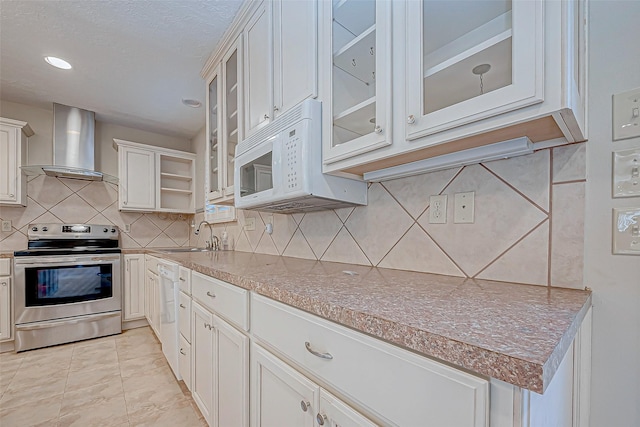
[334,207,354,223]
[165,221,190,246]
[0,231,27,252]
[128,216,162,247]
[484,149,550,211]
[58,178,91,192]
[419,165,547,277]
[477,220,549,286]
[268,213,298,254]
[234,230,253,253]
[282,229,316,260]
[147,233,178,248]
[382,167,460,219]
[27,176,73,210]
[255,234,279,255]
[550,182,585,288]
[147,214,176,231]
[77,182,118,212]
[101,202,142,231]
[378,224,464,276]
[299,210,343,259]
[553,143,586,183]
[0,197,46,229]
[321,228,370,266]
[242,211,265,251]
[345,184,414,265]
[49,194,100,224]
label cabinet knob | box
[374,125,382,134]
[9,194,14,198]
[180,349,186,355]
[300,400,311,412]
[316,413,327,425]
[206,291,216,298]
[180,303,186,309]
[273,106,279,112]
[123,201,128,205]
[1,282,6,287]
[263,114,269,120]
[407,115,416,124]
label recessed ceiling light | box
[182,98,202,108]
[44,56,72,70]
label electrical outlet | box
[454,192,475,224]
[244,217,256,231]
[613,207,640,255]
[428,195,447,224]
[1,221,11,232]
[124,224,131,233]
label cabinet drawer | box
[251,294,488,427]
[179,334,191,391]
[178,266,191,294]
[192,272,248,331]
[178,291,191,342]
[145,255,159,274]
[0,259,9,276]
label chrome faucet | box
[195,220,219,251]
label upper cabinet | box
[324,0,588,178]
[320,0,392,166]
[205,36,243,204]
[114,139,196,213]
[0,118,33,206]
[244,0,318,138]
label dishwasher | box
[157,260,181,380]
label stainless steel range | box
[13,224,122,352]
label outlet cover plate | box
[429,195,447,224]
[245,217,256,231]
[612,207,640,255]
[613,147,640,197]
[454,192,475,224]
[1,221,11,232]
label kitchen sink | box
[159,247,214,253]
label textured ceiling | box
[0,0,243,139]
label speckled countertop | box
[137,250,591,394]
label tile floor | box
[0,327,206,426]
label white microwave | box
[234,99,367,213]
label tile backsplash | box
[0,175,192,250]
[193,143,586,289]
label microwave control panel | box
[284,126,302,193]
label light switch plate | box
[429,195,447,224]
[454,192,475,224]
[613,87,640,141]
[613,147,640,197]
[1,221,11,232]
[612,207,640,255]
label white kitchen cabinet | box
[244,0,318,138]
[323,0,588,178]
[205,37,243,204]
[144,255,161,338]
[115,139,196,213]
[0,259,11,342]
[318,389,378,427]
[320,0,392,166]
[251,343,318,427]
[0,118,32,206]
[123,254,145,321]
[191,276,249,427]
[192,300,215,422]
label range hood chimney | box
[22,103,118,184]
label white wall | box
[585,2,640,425]
[0,100,192,176]
[191,125,207,211]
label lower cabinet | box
[191,300,249,427]
[123,254,145,321]
[144,268,160,338]
[252,344,376,427]
[0,276,11,342]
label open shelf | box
[160,172,192,181]
[211,105,218,114]
[229,128,238,144]
[229,109,238,120]
[229,83,238,94]
[334,96,376,136]
[161,187,193,194]
[334,0,375,36]
[333,25,376,85]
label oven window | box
[25,264,113,306]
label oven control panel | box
[28,223,119,239]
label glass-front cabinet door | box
[322,0,392,167]
[223,37,242,199]
[405,0,544,141]
[206,66,222,201]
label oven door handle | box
[15,312,121,331]
[15,256,120,265]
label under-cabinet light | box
[44,56,72,70]
[363,137,534,182]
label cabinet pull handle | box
[206,291,216,298]
[316,413,327,425]
[304,342,333,360]
[179,277,186,281]
[9,194,14,198]
[374,125,382,134]
[273,106,279,112]
[180,304,186,308]
[263,113,269,120]
[1,282,6,287]
[300,400,311,412]
[407,115,415,124]
[180,348,186,355]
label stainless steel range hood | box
[21,103,118,184]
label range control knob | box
[111,228,116,233]
[42,227,48,232]
[31,226,38,232]
[103,228,109,233]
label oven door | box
[14,254,121,325]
